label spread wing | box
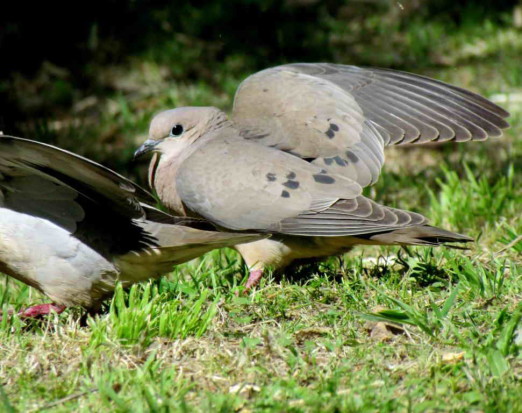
[232,63,509,187]
[0,136,153,226]
[0,136,166,257]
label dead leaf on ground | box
[293,327,330,344]
[364,305,406,342]
[229,383,261,398]
[365,321,405,342]
[441,351,465,364]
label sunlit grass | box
[1,142,520,410]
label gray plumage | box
[0,136,264,308]
[135,63,508,278]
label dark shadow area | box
[1,0,518,135]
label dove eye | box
[169,124,184,137]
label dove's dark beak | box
[134,139,159,159]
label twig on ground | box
[495,235,522,255]
[32,388,98,412]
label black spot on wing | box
[281,190,290,198]
[325,123,340,139]
[346,152,359,163]
[313,174,335,184]
[266,173,276,182]
[333,156,347,166]
[324,156,347,166]
[283,180,300,189]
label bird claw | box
[244,269,264,292]
[17,303,66,319]
[234,269,265,296]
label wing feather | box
[232,63,509,188]
[270,196,428,237]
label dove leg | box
[244,269,264,291]
[18,303,66,318]
[235,239,294,292]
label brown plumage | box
[135,63,509,289]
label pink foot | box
[18,303,66,319]
[244,269,264,292]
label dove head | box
[134,107,229,159]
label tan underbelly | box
[234,235,360,272]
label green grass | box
[1,10,522,413]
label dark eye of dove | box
[169,124,184,137]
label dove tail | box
[363,225,473,247]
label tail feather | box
[364,225,473,246]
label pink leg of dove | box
[244,269,264,291]
[18,303,66,318]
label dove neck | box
[151,134,210,216]
[151,121,238,216]
[151,153,187,216]
[206,109,233,133]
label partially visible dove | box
[135,63,509,290]
[0,136,264,317]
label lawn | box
[1,7,521,412]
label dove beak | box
[134,139,159,159]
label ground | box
[1,10,521,412]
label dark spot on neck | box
[286,172,296,179]
[266,173,276,182]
